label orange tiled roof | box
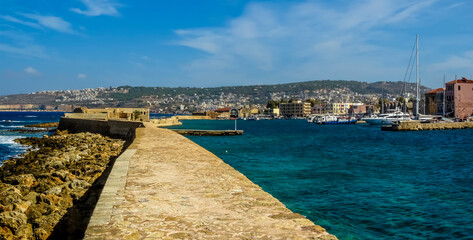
[446,77,473,84]
[425,88,444,94]
[215,107,232,112]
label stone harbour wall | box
[58,117,144,140]
[385,121,473,131]
[84,123,337,239]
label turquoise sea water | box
[2,114,472,239]
[168,119,473,240]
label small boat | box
[246,116,260,121]
[336,116,358,124]
[314,115,357,124]
[306,115,317,123]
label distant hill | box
[0,80,430,109]
[101,80,429,101]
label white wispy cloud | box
[0,31,48,58]
[0,15,42,29]
[71,0,121,17]
[78,73,87,79]
[173,0,442,86]
[431,51,473,70]
[20,13,75,34]
[24,67,39,75]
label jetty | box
[57,117,336,239]
[171,129,243,136]
[381,120,473,131]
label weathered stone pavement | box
[84,123,337,239]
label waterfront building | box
[326,102,359,115]
[238,107,260,118]
[424,88,445,115]
[250,108,260,115]
[215,107,232,119]
[279,101,311,117]
[348,104,374,115]
[267,108,280,117]
[312,103,327,114]
[445,77,473,119]
[239,108,251,118]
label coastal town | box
[3,78,471,121]
[0,80,432,117]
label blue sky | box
[1,0,473,95]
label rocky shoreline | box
[7,122,59,134]
[0,130,125,239]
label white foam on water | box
[1,120,22,123]
[25,115,37,118]
[0,135,22,144]
[2,125,25,129]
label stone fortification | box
[151,116,182,127]
[65,107,150,122]
[58,117,144,140]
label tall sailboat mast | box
[415,34,420,117]
[443,75,446,116]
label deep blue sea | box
[168,119,473,240]
[0,112,64,163]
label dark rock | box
[24,122,59,128]
[34,227,49,240]
[0,211,27,232]
[44,185,64,195]
[3,174,36,189]
[13,201,31,214]
[69,179,91,190]
[7,128,53,134]
[0,186,22,208]
[0,226,13,240]
[22,192,38,204]
[15,223,33,239]
[1,132,125,239]
[51,170,73,182]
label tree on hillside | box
[266,100,280,109]
[304,98,320,107]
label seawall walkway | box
[84,122,337,239]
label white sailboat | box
[364,34,420,125]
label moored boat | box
[314,115,357,124]
[363,110,411,125]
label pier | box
[171,129,243,136]
[381,121,473,131]
[56,119,337,239]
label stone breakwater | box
[0,131,125,239]
[24,122,59,128]
[84,122,337,239]
[382,121,473,131]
